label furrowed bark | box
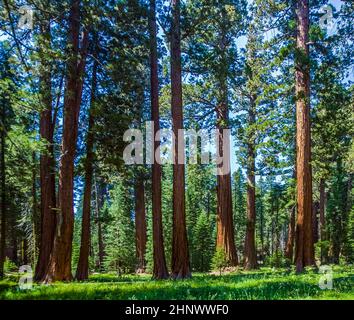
[149,0,169,279]
[44,0,89,282]
[76,49,98,281]
[285,206,296,262]
[35,17,57,282]
[215,6,238,267]
[135,175,147,273]
[244,96,257,270]
[294,0,315,272]
[170,0,191,279]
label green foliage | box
[1,267,353,300]
[3,258,17,273]
[192,212,214,272]
[186,163,216,271]
[104,179,136,274]
[161,165,173,267]
[211,248,228,276]
[315,240,331,263]
[264,252,291,268]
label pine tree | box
[104,180,135,274]
[192,212,214,272]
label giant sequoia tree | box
[294,0,315,272]
[170,0,191,279]
[35,7,57,282]
[0,0,352,291]
[215,4,238,266]
[45,0,89,282]
[149,0,169,279]
[76,41,98,280]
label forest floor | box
[0,266,353,300]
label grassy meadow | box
[0,266,353,300]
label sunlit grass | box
[0,266,353,300]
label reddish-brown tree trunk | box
[285,206,296,261]
[215,91,237,265]
[170,0,191,279]
[149,0,169,279]
[215,7,238,267]
[294,0,315,272]
[0,101,6,278]
[32,151,40,266]
[35,19,57,282]
[135,175,147,273]
[93,178,105,270]
[44,0,89,282]
[319,178,327,262]
[76,54,98,281]
[244,97,257,270]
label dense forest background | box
[0,0,353,284]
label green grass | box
[0,266,353,300]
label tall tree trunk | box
[259,192,265,261]
[149,0,169,279]
[0,101,6,278]
[215,6,238,267]
[294,0,315,272]
[94,178,105,270]
[32,151,40,266]
[76,51,98,281]
[285,206,296,261]
[216,109,237,266]
[135,175,147,273]
[44,0,89,282]
[244,96,257,270]
[35,18,57,282]
[319,178,327,263]
[170,0,191,279]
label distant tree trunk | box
[93,177,105,270]
[76,52,98,281]
[44,0,89,282]
[331,160,344,264]
[294,0,315,272]
[32,152,40,265]
[22,239,28,265]
[312,201,319,244]
[95,180,105,270]
[10,217,18,265]
[259,193,265,261]
[244,96,257,270]
[149,0,169,279]
[285,206,296,261]
[319,178,327,263]
[35,19,57,282]
[135,175,147,273]
[170,0,191,279]
[0,101,6,278]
